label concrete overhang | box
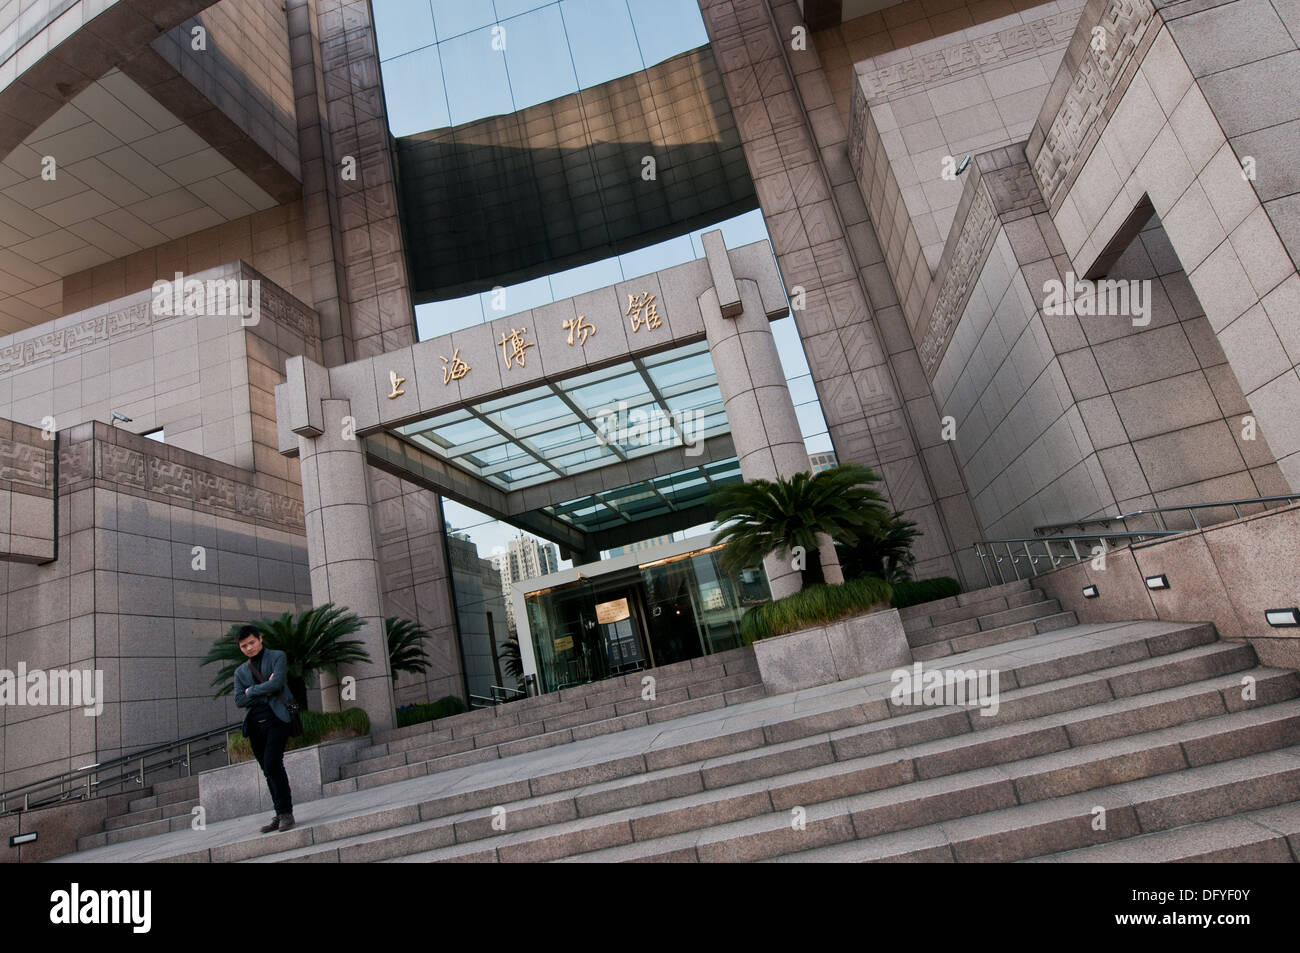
[0,1,301,334]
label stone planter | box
[752,605,912,695]
[198,736,367,822]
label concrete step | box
[902,588,1046,633]
[1024,801,1300,862]
[912,612,1078,661]
[335,673,765,785]
[766,747,1300,863]
[369,647,758,750]
[77,811,194,851]
[150,776,199,797]
[907,599,1066,648]
[396,696,1300,863]
[61,619,1269,865]
[105,797,200,831]
[237,643,1283,865]
[242,659,1288,864]
[321,621,1218,799]
[127,785,199,813]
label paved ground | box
[53,621,1170,862]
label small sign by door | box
[595,598,631,624]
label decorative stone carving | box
[919,186,998,375]
[0,271,318,376]
[1031,0,1158,207]
[0,438,49,488]
[855,8,1081,101]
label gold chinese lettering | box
[499,327,536,370]
[386,370,406,399]
[626,291,662,332]
[440,348,470,385]
[562,314,596,346]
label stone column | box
[289,361,396,732]
[700,232,843,599]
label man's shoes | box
[259,815,280,834]
[277,813,295,832]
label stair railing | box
[972,531,1176,587]
[1031,494,1300,537]
[0,722,240,817]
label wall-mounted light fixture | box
[1082,585,1099,598]
[9,832,36,847]
[1144,574,1169,591]
[1264,608,1300,628]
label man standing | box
[233,626,295,833]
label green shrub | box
[740,576,893,644]
[226,707,370,763]
[889,577,962,609]
[395,695,467,728]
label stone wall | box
[1026,0,1300,490]
[1032,501,1300,670]
[926,145,1286,539]
[0,421,312,792]
[0,261,319,475]
[0,419,54,563]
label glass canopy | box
[395,340,730,492]
[542,457,743,535]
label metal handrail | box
[0,722,240,816]
[1033,493,1300,536]
[972,530,1178,587]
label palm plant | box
[499,636,523,681]
[709,464,893,590]
[386,616,432,683]
[202,603,372,711]
[837,510,920,584]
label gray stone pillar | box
[296,396,396,733]
[700,232,843,599]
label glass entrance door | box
[594,594,647,675]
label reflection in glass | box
[523,544,769,693]
[439,27,513,125]
[558,0,641,89]
[379,47,450,137]
[503,6,579,111]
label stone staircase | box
[75,775,200,850]
[324,645,763,796]
[55,580,1300,864]
[900,579,1077,660]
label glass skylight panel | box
[664,384,722,414]
[500,461,552,483]
[477,385,551,415]
[426,417,499,446]
[566,371,647,413]
[489,392,571,430]
[527,421,592,452]
[646,351,714,390]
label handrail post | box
[184,742,192,776]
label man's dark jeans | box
[247,713,293,815]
